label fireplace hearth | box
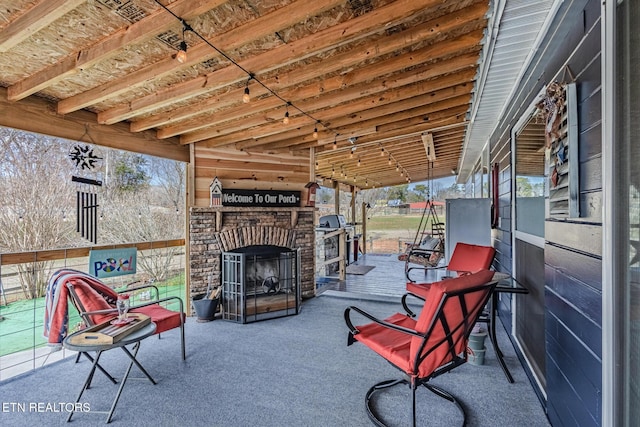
[189,206,315,319]
[221,245,301,323]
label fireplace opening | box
[221,245,301,323]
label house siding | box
[488,0,603,425]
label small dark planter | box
[192,295,219,322]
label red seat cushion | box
[353,313,416,371]
[132,305,184,334]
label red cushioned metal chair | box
[61,269,186,360]
[402,242,495,317]
[344,270,496,427]
[406,241,496,283]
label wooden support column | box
[338,229,346,281]
[333,180,340,214]
[361,201,367,255]
[350,185,356,224]
[309,147,316,183]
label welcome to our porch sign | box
[221,189,301,207]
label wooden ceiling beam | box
[188,64,478,146]
[255,80,474,152]
[0,0,85,53]
[315,116,465,154]
[194,158,308,174]
[236,80,473,151]
[159,35,482,140]
[258,98,471,152]
[126,0,479,132]
[57,0,344,115]
[0,88,188,162]
[7,0,225,101]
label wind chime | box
[68,142,103,244]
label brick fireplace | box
[189,207,316,319]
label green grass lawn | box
[367,214,444,230]
[368,214,425,230]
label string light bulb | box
[357,158,361,167]
[283,110,290,125]
[333,135,337,150]
[388,155,392,165]
[242,74,253,103]
[313,122,319,139]
[242,86,250,103]
[380,147,385,156]
[176,40,187,63]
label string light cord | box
[154,0,336,138]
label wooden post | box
[361,201,367,255]
[350,185,356,225]
[338,228,346,281]
[333,180,340,214]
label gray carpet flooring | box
[0,294,550,427]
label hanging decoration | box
[536,81,566,149]
[69,130,103,244]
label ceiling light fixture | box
[175,22,189,64]
[283,102,291,124]
[243,74,254,103]
[176,40,187,64]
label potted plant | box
[467,323,488,365]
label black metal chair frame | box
[345,280,496,427]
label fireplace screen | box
[221,245,301,323]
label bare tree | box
[100,163,185,281]
[0,129,80,298]
[1,128,187,294]
[148,157,186,212]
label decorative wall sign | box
[89,247,137,279]
[221,189,301,207]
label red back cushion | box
[447,243,496,275]
[410,269,494,377]
[68,279,117,325]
